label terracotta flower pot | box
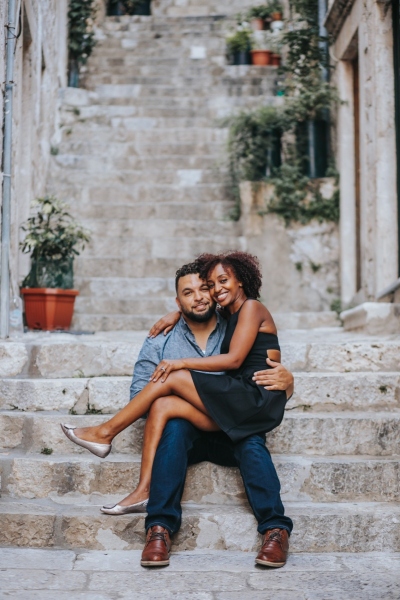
[250,18,265,31]
[251,50,272,66]
[21,288,79,331]
[271,53,281,66]
[271,12,282,21]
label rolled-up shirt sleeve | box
[129,337,163,400]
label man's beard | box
[181,304,216,323]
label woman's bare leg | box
[117,395,219,506]
[73,370,209,444]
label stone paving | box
[0,549,399,599]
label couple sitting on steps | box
[61,251,294,568]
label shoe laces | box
[264,529,284,545]
[147,529,167,544]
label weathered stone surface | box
[267,413,400,456]
[0,569,87,591]
[0,343,28,377]
[307,342,400,372]
[87,377,130,413]
[1,501,399,552]
[0,548,75,570]
[0,513,55,548]
[0,378,89,412]
[0,414,24,449]
[5,455,399,503]
[35,341,141,378]
[288,372,400,412]
[2,411,399,457]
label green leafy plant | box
[41,447,53,455]
[20,196,91,288]
[226,0,339,223]
[247,5,271,20]
[226,29,252,55]
[267,1,283,14]
[68,0,97,87]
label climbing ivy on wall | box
[227,0,339,225]
[68,0,97,87]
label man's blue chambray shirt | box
[130,313,227,399]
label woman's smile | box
[207,263,246,313]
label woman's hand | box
[148,311,181,338]
[150,359,186,383]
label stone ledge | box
[341,303,400,335]
[0,500,399,552]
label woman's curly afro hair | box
[197,251,262,299]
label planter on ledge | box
[251,50,272,66]
[21,288,79,331]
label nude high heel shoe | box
[60,424,112,458]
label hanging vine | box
[68,0,97,87]
[227,0,339,225]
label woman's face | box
[207,263,245,311]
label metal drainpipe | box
[0,0,17,339]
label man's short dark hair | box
[175,261,201,292]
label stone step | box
[1,548,399,599]
[2,453,399,504]
[54,153,224,174]
[60,123,229,144]
[74,296,178,315]
[50,166,226,187]
[65,201,233,221]
[73,256,200,278]
[2,372,397,414]
[1,334,399,378]
[58,139,225,158]
[76,218,240,239]
[1,498,399,552]
[1,411,399,457]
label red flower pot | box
[251,50,272,66]
[271,12,282,21]
[250,18,265,31]
[21,288,79,331]
[271,53,281,66]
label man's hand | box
[148,311,181,338]
[253,359,294,399]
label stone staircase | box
[47,14,282,331]
[1,328,399,558]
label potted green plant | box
[20,196,91,331]
[267,0,283,21]
[246,6,271,31]
[226,27,252,65]
[251,31,272,66]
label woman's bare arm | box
[152,300,265,380]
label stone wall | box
[240,182,340,313]
[328,0,398,305]
[0,1,68,291]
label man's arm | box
[252,358,294,400]
[130,337,164,399]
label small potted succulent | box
[226,26,252,65]
[20,196,91,331]
[246,6,271,31]
[250,31,272,66]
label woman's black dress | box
[190,305,288,443]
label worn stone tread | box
[0,499,399,552]
[0,549,398,599]
[2,452,400,503]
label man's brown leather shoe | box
[141,525,171,567]
[255,528,289,568]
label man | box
[129,262,294,568]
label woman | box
[61,251,288,510]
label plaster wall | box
[240,182,340,312]
[0,0,68,291]
[331,0,398,304]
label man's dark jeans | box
[145,418,293,536]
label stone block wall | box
[239,181,340,312]
[0,1,68,293]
